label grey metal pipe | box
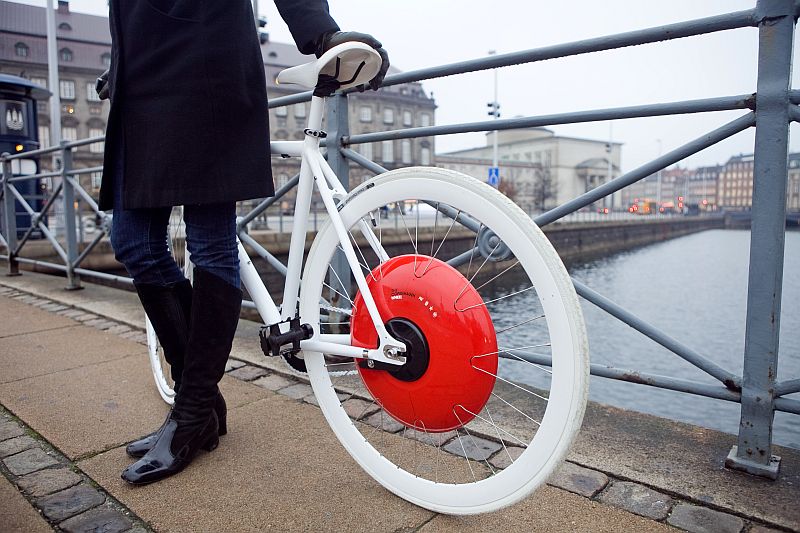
[8,171,63,182]
[238,230,288,277]
[66,177,101,215]
[346,95,755,145]
[774,396,800,415]
[237,173,300,229]
[350,9,756,91]
[534,112,755,227]
[500,350,741,402]
[572,278,741,389]
[775,378,800,396]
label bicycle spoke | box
[420,209,461,277]
[490,391,542,427]
[456,404,529,448]
[458,286,536,312]
[495,314,546,334]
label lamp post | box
[487,50,499,187]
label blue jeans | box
[109,146,240,288]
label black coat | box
[99,0,338,211]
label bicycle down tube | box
[239,95,406,365]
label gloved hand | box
[315,31,390,92]
[95,69,110,100]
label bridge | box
[1,1,799,531]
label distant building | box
[717,154,754,211]
[789,153,800,212]
[0,0,437,205]
[687,165,721,212]
[436,128,622,213]
[0,0,111,191]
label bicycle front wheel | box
[299,167,588,514]
[145,206,191,405]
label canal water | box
[500,229,800,449]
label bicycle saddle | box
[276,42,382,92]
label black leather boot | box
[126,392,227,458]
[126,279,228,458]
[121,268,242,484]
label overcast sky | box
[13,0,800,173]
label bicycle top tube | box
[270,141,303,158]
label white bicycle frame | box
[238,95,406,367]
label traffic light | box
[487,102,500,118]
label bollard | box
[60,144,81,290]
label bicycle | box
[144,42,589,515]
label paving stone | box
[277,383,314,400]
[57,309,86,318]
[36,484,105,522]
[105,324,132,335]
[0,435,37,457]
[667,503,744,533]
[547,461,609,497]
[17,467,83,497]
[32,299,53,307]
[125,528,149,533]
[75,313,100,322]
[59,505,133,533]
[118,330,142,340]
[224,359,247,372]
[488,445,525,469]
[342,398,380,420]
[85,319,118,330]
[41,303,68,312]
[406,429,458,448]
[442,433,502,461]
[4,447,60,475]
[0,420,25,440]
[598,481,673,521]
[361,410,406,433]
[303,391,348,407]
[252,373,295,391]
[227,365,268,381]
[748,526,783,533]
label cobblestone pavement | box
[0,276,797,532]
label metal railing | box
[1,0,797,479]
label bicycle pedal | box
[259,317,314,358]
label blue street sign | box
[488,167,499,186]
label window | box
[294,103,306,118]
[91,172,103,190]
[89,106,102,115]
[274,106,288,117]
[58,22,72,31]
[59,48,73,62]
[403,110,413,127]
[38,126,50,148]
[382,141,394,163]
[277,173,290,189]
[60,80,75,100]
[101,53,111,68]
[15,42,29,57]
[359,106,372,122]
[420,147,431,165]
[62,126,78,142]
[420,113,431,127]
[360,142,373,160]
[401,140,412,164]
[87,82,102,102]
[383,108,394,124]
[89,128,105,153]
[30,77,47,89]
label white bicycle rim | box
[300,167,589,515]
[145,206,190,405]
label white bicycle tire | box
[145,207,190,405]
[299,167,589,515]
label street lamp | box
[487,50,500,187]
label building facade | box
[0,0,437,209]
[436,128,622,213]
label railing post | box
[326,93,351,302]
[1,153,20,276]
[725,0,794,479]
[61,143,81,290]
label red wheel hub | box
[350,255,498,432]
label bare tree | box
[532,165,557,211]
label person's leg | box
[121,202,242,484]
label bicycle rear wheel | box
[300,167,588,514]
[145,206,190,405]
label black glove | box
[315,31,390,92]
[95,69,110,100]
